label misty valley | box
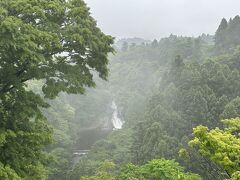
[0,0,240,180]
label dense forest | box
[0,0,240,180]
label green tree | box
[67,160,102,180]
[80,161,116,180]
[220,97,240,119]
[0,163,21,180]
[119,163,145,180]
[0,0,113,179]
[215,18,228,48]
[189,118,240,178]
[119,159,201,180]
[215,16,240,51]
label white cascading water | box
[111,101,123,129]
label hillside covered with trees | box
[0,0,240,180]
[67,16,240,180]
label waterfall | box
[111,101,123,129]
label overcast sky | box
[84,0,240,40]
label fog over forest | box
[85,0,240,39]
[0,0,240,180]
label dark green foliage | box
[0,88,52,179]
[215,18,228,48]
[0,0,113,179]
[215,15,240,52]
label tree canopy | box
[0,0,113,179]
[189,118,240,178]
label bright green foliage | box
[179,148,190,160]
[0,0,113,179]
[119,159,201,180]
[231,171,240,180]
[0,163,21,180]
[189,118,240,178]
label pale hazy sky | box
[84,0,240,40]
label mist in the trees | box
[85,0,240,39]
[1,0,240,180]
